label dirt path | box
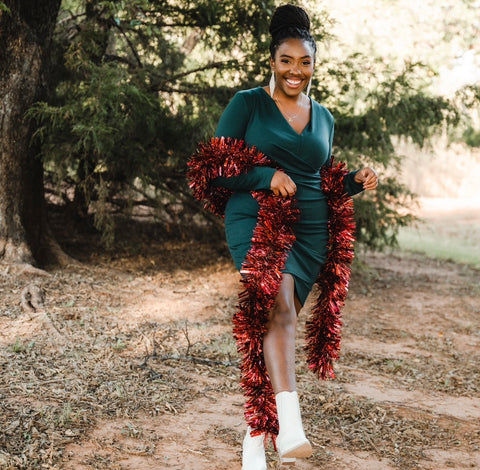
[1,242,479,469]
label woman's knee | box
[270,300,297,329]
[268,274,297,327]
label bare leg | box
[263,273,302,393]
[262,275,312,462]
[243,274,309,467]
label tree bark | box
[0,0,62,266]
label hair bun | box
[269,4,311,36]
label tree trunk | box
[0,0,62,266]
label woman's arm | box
[213,167,277,191]
[344,170,365,196]
[328,120,378,196]
[213,91,277,191]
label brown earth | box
[1,223,479,469]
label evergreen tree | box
[25,0,475,250]
[0,0,63,266]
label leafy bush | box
[28,0,475,249]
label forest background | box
[0,1,479,469]
[1,0,479,263]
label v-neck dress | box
[214,87,363,305]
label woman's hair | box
[269,4,317,61]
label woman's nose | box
[290,64,301,74]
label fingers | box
[270,171,297,198]
[361,168,379,191]
[283,180,297,197]
[278,183,296,197]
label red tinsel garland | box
[187,137,355,439]
[305,158,356,378]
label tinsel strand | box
[305,157,356,378]
[234,191,298,440]
[188,139,356,440]
[188,137,297,440]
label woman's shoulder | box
[233,87,267,102]
[311,99,334,123]
[226,87,267,113]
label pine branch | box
[149,60,239,92]
[112,19,143,68]
[168,60,239,82]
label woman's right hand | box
[270,170,297,197]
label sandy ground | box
[0,202,479,469]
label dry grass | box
[1,227,479,469]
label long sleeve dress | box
[214,87,363,305]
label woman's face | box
[270,38,315,99]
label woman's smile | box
[284,77,304,88]
[270,38,315,99]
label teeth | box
[286,79,301,85]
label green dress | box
[214,87,363,305]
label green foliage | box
[463,126,480,148]
[314,56,459,247]
[29,0,281,244]
[28,48,183,242]
[27,0,478,249]
[354,176,417,249]
[455,85,480,148]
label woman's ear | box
[269,56,275,71]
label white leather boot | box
[275,391,312,463]
[242,427,267,470]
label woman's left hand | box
[354,167,378,191]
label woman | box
[195,4,378,469]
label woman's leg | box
[263,273,301,393]
[242,275,300,470]
[263,273,312,462]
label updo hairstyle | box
[269,4,317,61]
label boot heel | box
[242,427,267,470]
[275,391,312,463]
[280,439,312,459]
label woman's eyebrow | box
[279,54,312,59]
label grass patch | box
[397,216,480,269]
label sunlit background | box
[317,0,480,265]
[324,0,480,196]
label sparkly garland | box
[187,137,355,439]
[306,159,356,378]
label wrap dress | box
[214,87,363,304]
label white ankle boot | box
[242,427,267,470]
[275,391,312,463]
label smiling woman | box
[267,4,315,135]
[191,4,379,469]
[269,38,314,134]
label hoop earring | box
[306,78,312,97]
[269,72,275,98]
